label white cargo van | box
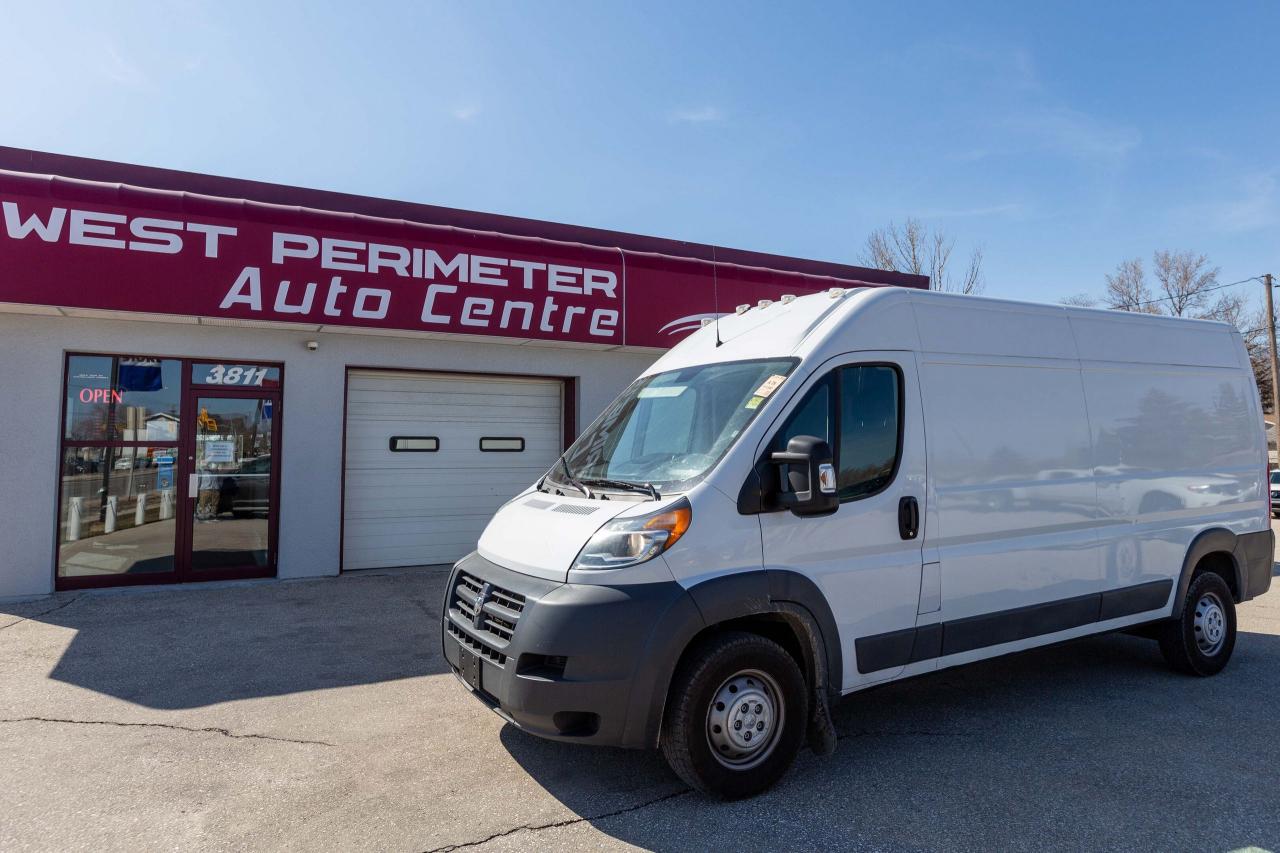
[441,286,1273,798]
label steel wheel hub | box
[706,669,783,769]
[1193,591,1227,656]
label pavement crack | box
[0,594,82,632]
[423,788,691,852]
[0,716,333,747]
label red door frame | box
[181,385,283,582]
[54,353,284,591]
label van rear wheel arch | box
[1175,529,1244,610]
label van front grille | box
[447,570,526,666]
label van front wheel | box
[1158,571,1236,676]
[660,632,807,799]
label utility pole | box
[1266,273,1279,423]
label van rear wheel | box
[1158,572,1236,676]
[660,632,807,799]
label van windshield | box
[553,358,796,494]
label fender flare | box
[1174,527,1243,609]
[629,569,843,750]
[684,569,843,700]
[679,569,843,754]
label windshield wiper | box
[579,477,661,500]
[547,457,593,499]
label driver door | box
[759,352,928,690]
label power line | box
[1129,275,1265,308]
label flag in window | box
[118,358,163,392]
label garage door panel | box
[346,455,555,474]
[348,456,557,472]
[345,469,546,490]
[349,388,560,409]
[346,482,547,501]
[345,519,498,537]
[345,436,560,467]
[343,370,564,570]
[345,489,541,510]
[345,547,480,571]
[348,375,558,395]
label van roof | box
[645,287,1242,375]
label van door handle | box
[898,496,919,540]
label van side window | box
[773,376,832,450]
[838,365,901,499]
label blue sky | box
[3,1,1277,305]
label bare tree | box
[1152,249,1219,317]
[1103,258,1160,312]
[861,217,984,294]
[1064,249,1267,405]
[1060,293,1098,307]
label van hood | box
[476,492,637,582]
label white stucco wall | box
[0,311,657,599]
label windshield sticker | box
[753,374,787,398]
[744,396,764,410]
[639,385,687,398]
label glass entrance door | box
[56,354,284,591]
[186,393,278,578]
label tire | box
[660,631,808,799]
[1158,571,1236,676]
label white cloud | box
[668,106,726,124]
[1003,108,1141,160]
[951,108,1140,164]
[1175,170,1279,233]
[452,105,482,122]
[100,42,148,87]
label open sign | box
[78,388,123,404]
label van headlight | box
[572,499,692,570]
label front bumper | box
[440,552,701,749]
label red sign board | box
[0,164,924,348]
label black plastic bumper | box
[1238,527,1274,601]
[440,552,702,749]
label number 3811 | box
[207,365,269,386]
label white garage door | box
[343,370,564,570]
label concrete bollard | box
[135,491,148,526]
[105,495,118,533]
[159,488,174,520]
[67,497,83,541]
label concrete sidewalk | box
[2,557,1279,852]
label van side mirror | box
[769,435,838,517]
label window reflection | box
[64,355,182,442]
[774,378,832,449]
[191,397,274,571]
[838,366,901,499]
[57,447,179,577]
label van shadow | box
[7,568,452,709]
[498,628,1280,850]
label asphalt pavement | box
[2,525,1279,852]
